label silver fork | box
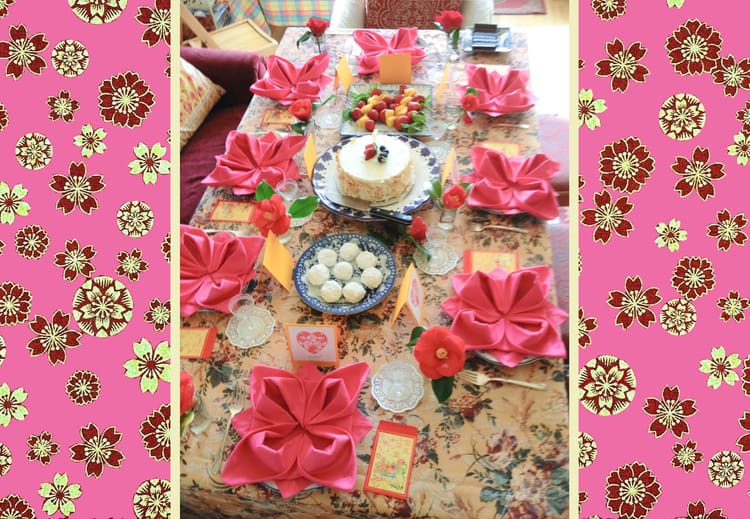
[460,370,547,390]
[470,222,529,234]
[211,385,246,473]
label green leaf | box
[547,485,568,515]
[180,410,194,436]
[427,179,442,202]
[255,180,274,201]
[451,29,460,50]
[479,486,506,502]
[459,182,472,193]
[288,196,318,218]
[296,31,312,49]
[290,122,307,135]
[432,376,454,404]
[342,108,352,121]
[466,87,478,96]
[406,326,427,347]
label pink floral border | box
[580,0,749,516]
[0,1,170,516]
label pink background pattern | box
[580,0,749,517]
[0,1,170,516]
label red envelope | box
[463,146,560,220]
[464,64,535,116]
[250,53,334,105]
[202,131,307,196]
[353,28,426,75]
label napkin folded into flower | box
[353,28,426,75]
[180,225,265,316]
[463,146,560,220]
[222,362,372,498]
[202,131,306,195]
[464,64,535,116]
[250,53,333,105]
[442,266,568,368]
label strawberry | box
[407,101,421,112]
[357,100,365,108]
[374,100,387,111]
[399,84,407,94]
[351,108,363,120]
[412,94,425,102]
[394,115,408,131]
[367,109,379,121]
[378,110,388,123]
[364,119,376,132]
[370,88,382,96]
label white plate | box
[340,83,433,137]
[370,361,424,413]
[474,350,541,367]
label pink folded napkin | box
[464,64,535,116]
[202,131,306,196]
[442,266,568,367]
[250,53,333,105]
[463,146,560,220]
[353,28,426,75]
[180,225,265,316]
[222,362,372,498]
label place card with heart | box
[284,323,339,366]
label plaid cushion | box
[259,0,333,26]
[365,0,462,29]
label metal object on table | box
[459,370,547,390]
[325,191,413,225]
[469,222,529,234]
[488,122,530,129]
[211,385,247,474]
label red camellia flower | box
[605,462,661,518]
[250,194,290,237]
[306,17,328,37]
[179,371,194,416]
[461,93,479,112]
[442,184,467,209]
[435,10,463,32]
[413,326,465,380]
[643,385,697,438]
[406,215,427,242]
[289,98,313,121]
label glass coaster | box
[226,294,275,349]
[371,361,424,413]
[290,213,313,228]
[413,242,459,275]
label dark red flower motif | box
[66,370,101,406]
[643,385,697,438]
[0,24,48,79]
[659,93,706,141]
[684,500,727,519]
[144,298,170,332]
[140,404,170,461]
[672,146,725,200]
[666,19,723,75]
[671,439,703,472]
[116,248,148,282]
[46,90,80,123]
[736,101,750,132]
[69,423,124,478]
[591,0,626,20]
[716,290,750,322]
[26,430,60,465]
[98,71,155,128]
[0,494,35,519]
[14,224,49,259]
[69,0,126,23]
[737,411,750,453]
[706,209,747,251]
[581,189,634,244]
[0,0,16,18]
[671,256,715,300]
[161,232,170,262]
[136,0,170,47]
[605,462,661,518]
[26,310,81,366]
[598,136,654,192]
[578,307,598,348]
[49,161,105,215]
[743,356,750,396]
[407,215,427,242]
[53,239,96,281]
[711,54,750,96]
[595,38,649,92]
[0,102,7,131]
[607,276,661,329]
[0,280,31,326]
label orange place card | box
[434,64,451,106]
[364,421,418,499]
[303,133,317,177]
[389,263,415,325]
[378,53,412,84]
[180,327,217,359]
[284,323,339,367]
[480,141,521,156]
[440,147,456,186]
[335,55,355,94]
[209,200,254,223]
[405,266,424,325]
[261,107,295,127]
[261,230,294,291]
[464,250,519,273]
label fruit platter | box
[340,84,432,137]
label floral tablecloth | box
[181,28,569,518]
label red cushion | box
[364,0,462,29]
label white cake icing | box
[336,134,413,203]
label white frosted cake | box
[336,134,413,203]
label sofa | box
[179,46,267,224]
[330,0,493,29]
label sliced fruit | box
[367,109,379,121]
[364,119,376,132]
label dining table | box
[180,26,569,519]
